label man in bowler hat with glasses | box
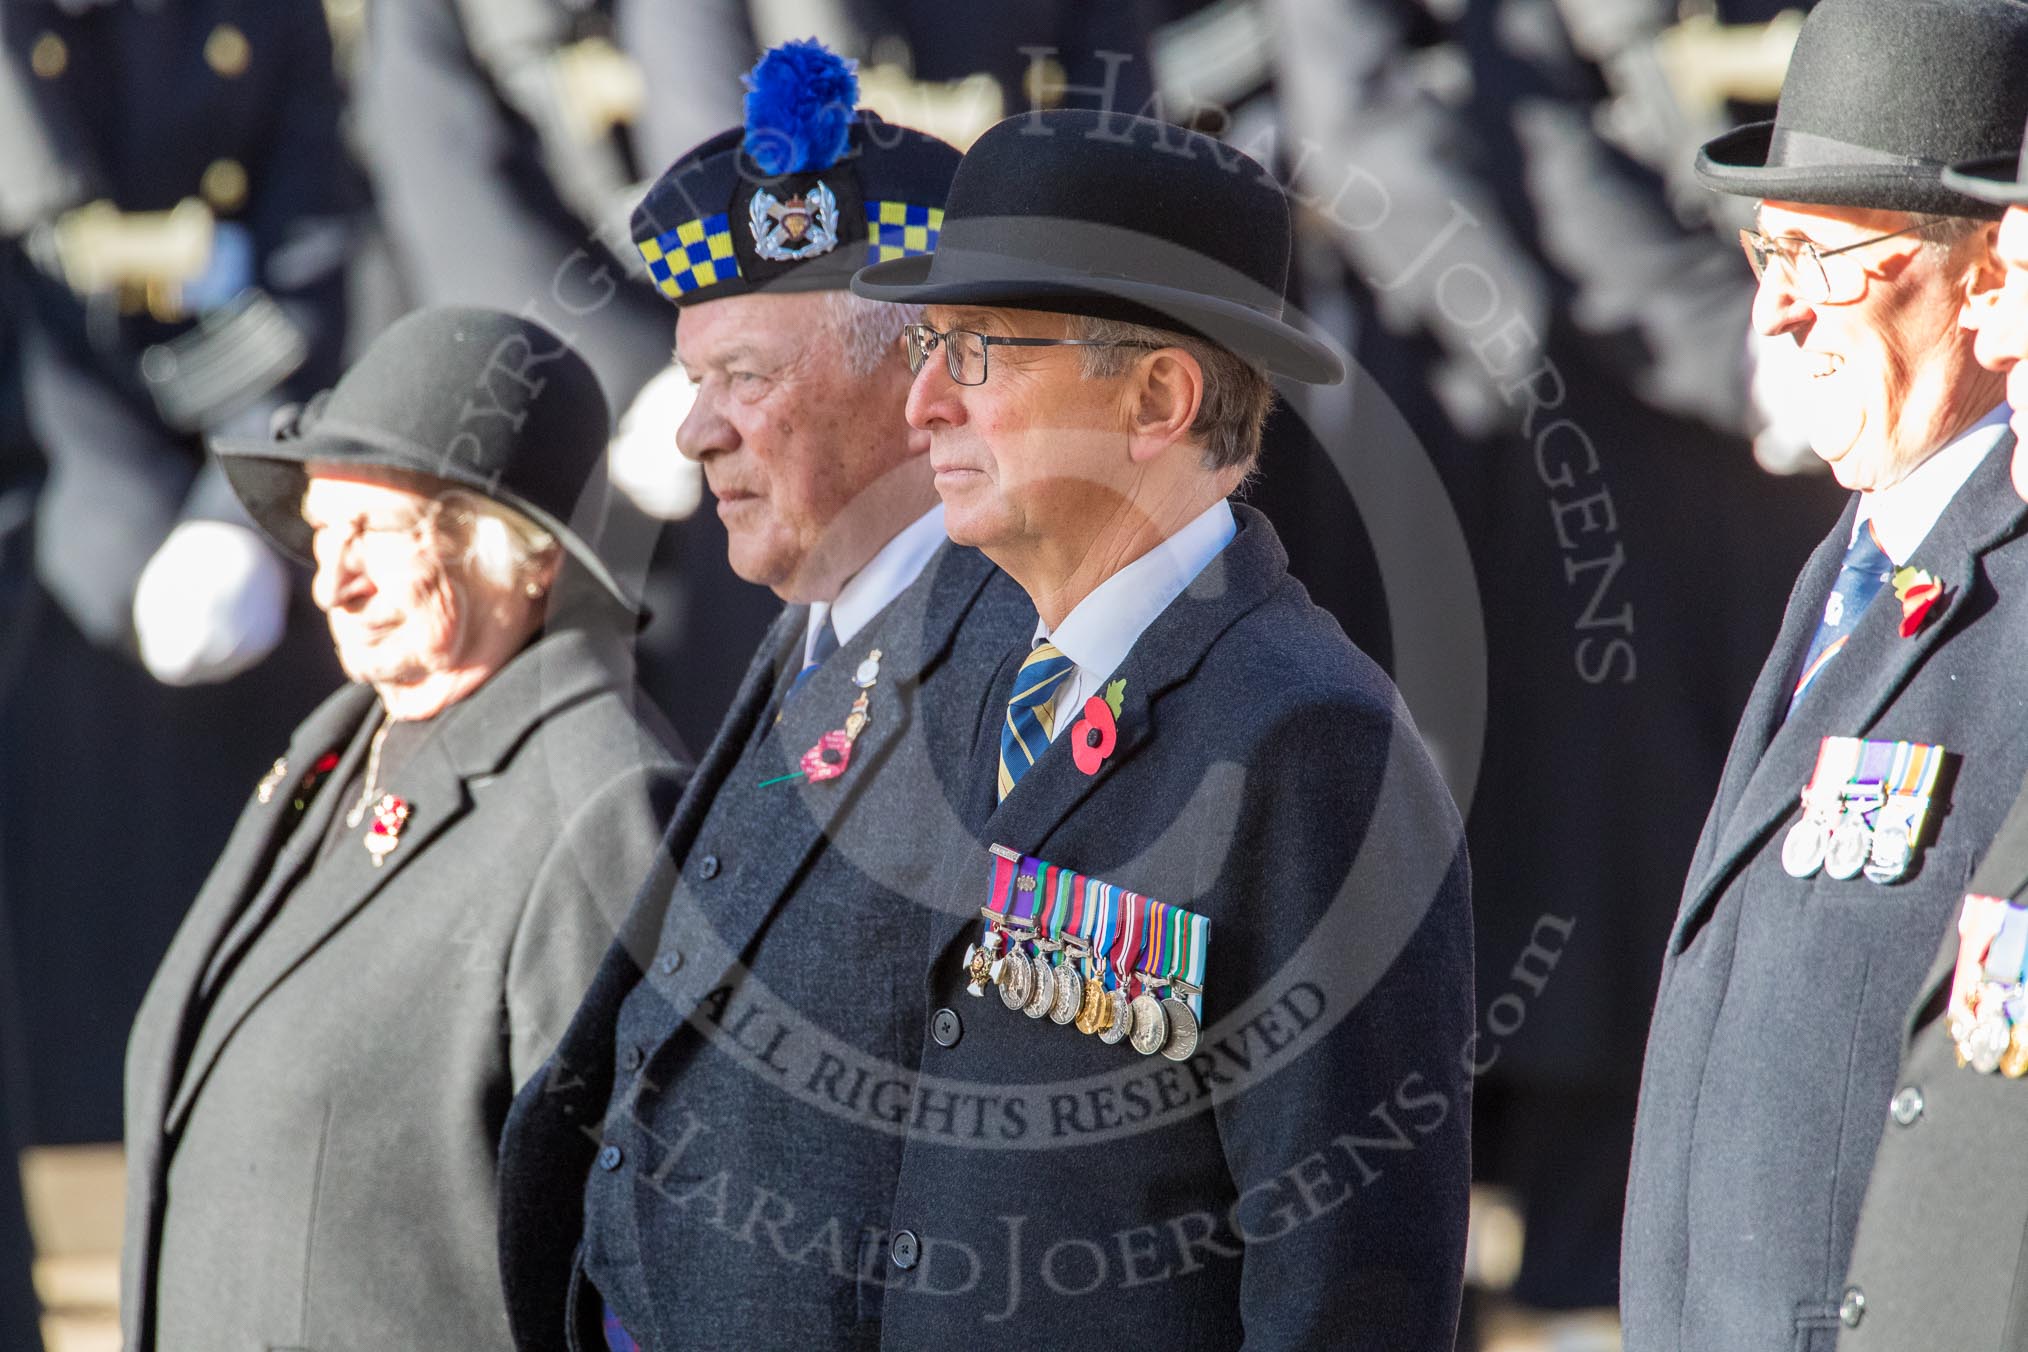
[1622,2,2028,1348]
[845,109,1475,1349]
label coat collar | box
[1672,431,2027,952]
[978,502,1290,859]
[630,545,1010,1039]
[157,625,631,1134]
[680,542,1000,936]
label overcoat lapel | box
[128,683,377,1140]
[979,506,1285,864]
[162,630,622,1132]
[1672,436,2028,952]
[1682,500,1856,889]
[653,544,999,1026]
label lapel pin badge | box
[365,794,410,866]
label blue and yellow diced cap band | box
[865,201,944,264]
[628,39,958,307]
[637,212,741,297]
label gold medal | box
[2003,1022,2028,1079]
[1075,974,1108,1035]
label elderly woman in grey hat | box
[119,306,685,1352]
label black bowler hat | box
[630,40,961,306]
[1695,0,2028,218]
[1945,114,2028,207]
[851,109,1344,384]
[213,306,637,611]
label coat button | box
[890,1229,920,1270]
[621,1046,644,1071]
[1890,1085,1924,1126]
[1840,1286,1866,1328]
[597,1144,623,1171]
[698,854,721,880]
[205,23,251,77]
[30,32,66,79]
[931,1008,962,1048]
[657,950,684,975]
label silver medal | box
[1023,956,1056,1017]
[1863,825,1912,884]
[1050,963,1082,1024]
[1098,990,1133,1044]
[1969,1008,2012,1074]
[1824,816,1871,880]
[1129,993,1169,1055]
[997,951,1033,1009]
[1159,997,1200,1061]
[1781,818,1828,878]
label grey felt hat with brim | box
[1695,0,2028,219]
[212,306,638,613]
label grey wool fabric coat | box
[121,624,684,1352]
[495,541,1039,1352]
[1623,434,2028,1352]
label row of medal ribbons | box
[1952,892,2028,1075]
[962,844,1208,1063]
[1781,736,1946,884]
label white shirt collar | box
[1029,499,1237,735]
[1854,404,2011,565]
[805,503,948,662]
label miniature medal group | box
[961,844,1207,1061]
[1951,893,2028,1076]
[1782,736,1945,884]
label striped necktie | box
[998,641,1076,802]
[1790,521,1894,714]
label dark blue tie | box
[789,613,840,699]
[1790,522,1894,713]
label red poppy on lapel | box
[1891,566,1944,637]
[800,729,854,782]
[1070,680,1127,776]
[365,794,410,866]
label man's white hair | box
[821,290,922,377]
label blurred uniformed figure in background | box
[0,0,353,1145]
[348,0,775,758]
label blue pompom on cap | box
[741,39,860,177]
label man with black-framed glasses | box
[845,107,1474,1351]
[1623,1,2028,1349]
